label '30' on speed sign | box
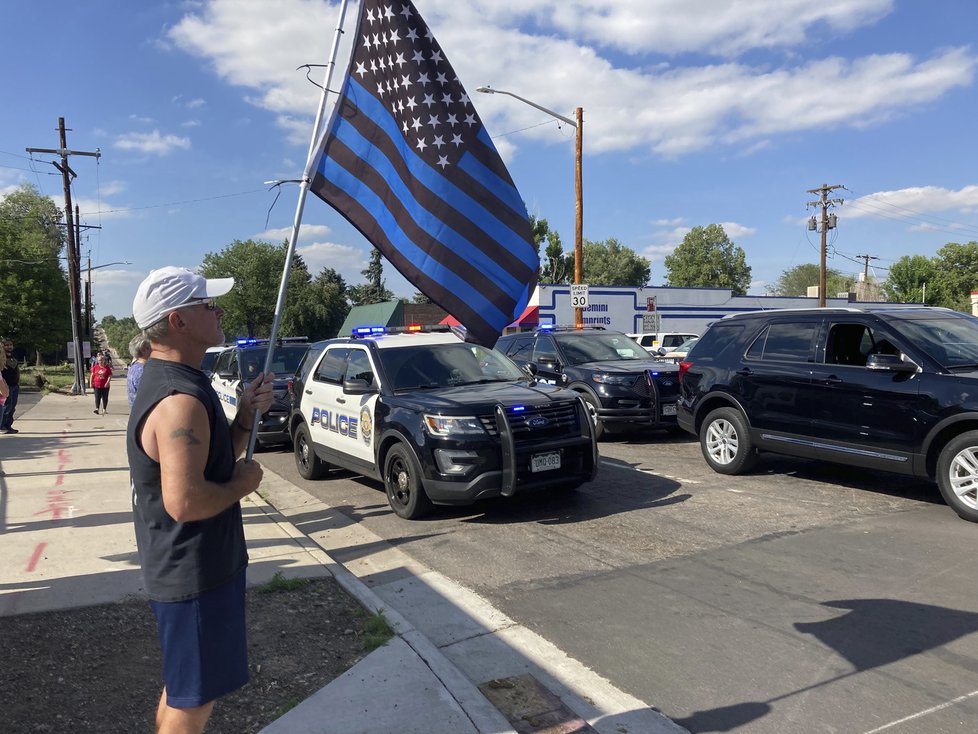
[570,284,589,308]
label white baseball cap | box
[133,266,234,329]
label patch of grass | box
[361,609,395,652]
[274,697,302,717]
[256,571,311,594]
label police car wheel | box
[294,423,327,480]
[383,443,433,520]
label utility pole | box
[806,183,844,307]
[27,118,100,395]
[854,253,879,280]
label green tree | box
[775,263,852,297]
[348,249,394,306]
[882,255,937,304]
[200,239,314,338]
[305,268,351,339]
[664,224,752,295]
[530,215,572,285]
[929,242,978,311]
[0,183,70,361]
[100,315,140,358]
[581,238,650,286]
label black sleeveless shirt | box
[127,358,247,602]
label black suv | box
[677,306,978,522]
[496,327,681,439]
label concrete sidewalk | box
[0,387,684,734]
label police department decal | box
[360,407,373,446]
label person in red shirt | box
[91,352,113,414]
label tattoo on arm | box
[170,427,202,445]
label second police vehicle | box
[289,325,599,519]
[210,337,310,448]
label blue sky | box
[2,0,977,322]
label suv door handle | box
[823,375,843,384]
[735,368,753,377]
[305,389,313,394]
[336,396,346,404]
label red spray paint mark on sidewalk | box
[26,542,47,572]
[25,447,73,571]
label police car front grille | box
[479,401,580,440]
[632,371,680,400]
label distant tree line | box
[7,181,978,361]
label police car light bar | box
[352,325,387,337]
[351,324,453,338]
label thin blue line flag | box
[310,0,539,347]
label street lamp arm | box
[88,261,131,272]
[475,86,577,128]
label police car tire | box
[383,443,433,520]
[294,423,327,480]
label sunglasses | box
[179,298,219,311]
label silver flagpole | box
[247,0,353,460]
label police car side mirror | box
[343,378,377,395]
[217,369,235,379]
[523,363,538,376]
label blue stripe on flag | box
[341,79,537,268]
[320,154,512,330]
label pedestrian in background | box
[127,335,151,407]
[1,338,20,434]
[91,352,113,414]
[128,266,273,733]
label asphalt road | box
[258,430,978,734]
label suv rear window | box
[745,321,817,362]
[686,323,744,362]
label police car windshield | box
[379,343,527,391]
[200,351,220,373]
[239,345,308,378]
[555,333,647,364]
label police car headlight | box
[591,373,634,385]
[423,414,485,436]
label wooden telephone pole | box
[806,184,845,306]
[27,118,100,394]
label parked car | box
[200,345,226,378]
[657,337,699,363]
[627,332,698,356]
[289,325,597,519]
[497,326,680,439]
[676,306,978,522]
[210,337,310,447]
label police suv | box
[210,337,310,447]
[289,325,598,519]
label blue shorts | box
[150,570,249,708]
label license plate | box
[662,403,677,416]
[531,451,561,472]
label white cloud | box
[719,222,757,239]
[164,1,977,158]
[182,119,202,128]
[114,130,191,155]
[846,185,978,219]
[425,0,894,56]
[187,98,206,109]
[128,114,156,124]
[73,196,133,221]
[255,224,331,243]
[296,240,367,280]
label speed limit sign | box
[570,284,589,308]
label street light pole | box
[475,87,584,327]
